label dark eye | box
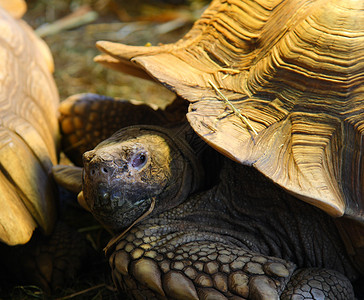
[132,152,147,168]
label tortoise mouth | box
[109,196,153,231]
[84,175,157,208]
[82,150,156,225]
[87,185,154,231]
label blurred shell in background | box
[0,0,59,245]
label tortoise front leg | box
[281,268,354,300]
[108,225,295,299]
[108,225,354,300]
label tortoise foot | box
[108,225,298,299]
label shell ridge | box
[0,127,56,234]
[0,169,36,245]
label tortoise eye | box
[131,152,147,169]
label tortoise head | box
[80,125,203,232]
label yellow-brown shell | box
[0,2,59,245]
[95,0,364,222]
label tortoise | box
[0,1,89,292]
[53,0,364,298]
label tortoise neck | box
[172,123,224,190]
[168,123,206,194]
[139,124,206,217]
[170,122,208,157]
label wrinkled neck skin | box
[81,125,205,233]
[145,141,198,219]
[134,158,360,281]
[154,124,206,215]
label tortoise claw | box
[132,258,165,297]
[163,271,198,300]
[249,276,279,300]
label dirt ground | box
[0,0,207,299]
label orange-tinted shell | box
[0,3,59,245]
[95,0,364,224]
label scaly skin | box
[81,127,358,299]
[105,159,357,299]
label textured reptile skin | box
[106,159,357,299]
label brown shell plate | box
[95,0,364,222]
[0,4,59,245]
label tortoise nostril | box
[87,164,112,178]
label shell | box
[0,3,59,245]
[95,0,364,222]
